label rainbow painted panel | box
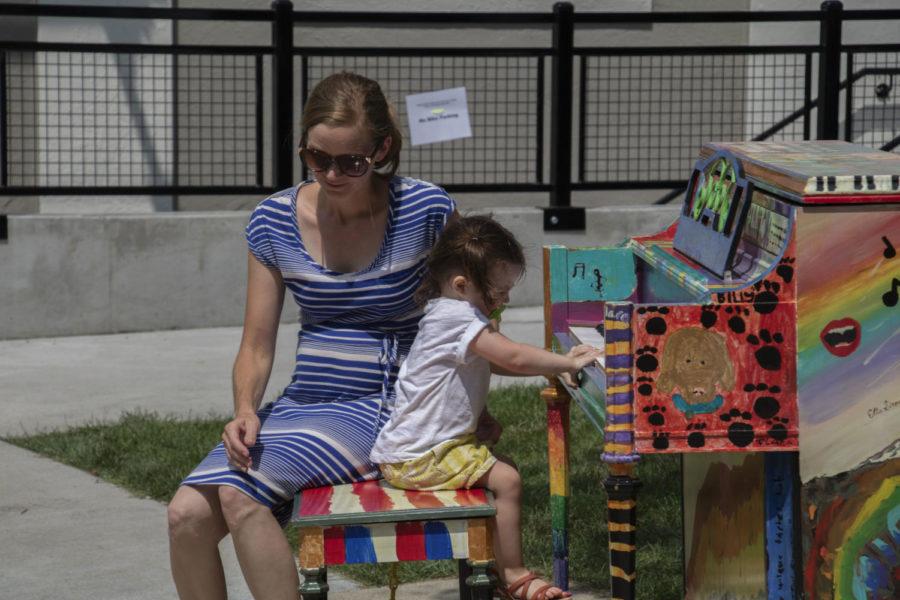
[796,210,900,483]
[292,481,495,527]
[319,519,469,565]
[795,209,900,600]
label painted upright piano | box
[542,141,899,599]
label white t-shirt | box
[370,297,491,463]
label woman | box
[167,72,460,599]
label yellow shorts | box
[379,435,497,491]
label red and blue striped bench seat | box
[291,480,496,600]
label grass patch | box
[5,385,681,598]
[6,411,229,503]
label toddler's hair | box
[416,215,525,307]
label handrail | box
[651,64,900,204]
[881,135,900,153]
[0,4,272,21]
[1,2,896,26]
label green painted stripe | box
[550,494,568,530]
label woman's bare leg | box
[168,485,229,600]
[218,486,299,600]
[477,460,569,599]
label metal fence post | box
[817,0,842,140]
[1,51,7,189]
[546,1,584,230]
[272,0,294,190]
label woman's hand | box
[475,410,503,446]
[222,411,260,472]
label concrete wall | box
[0,205,679,339]
[0,212,246,338]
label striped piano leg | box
[298,526,329,599]
[605,465,640,600]
[542,381,571,591]
[601,302,641,600]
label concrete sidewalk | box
[0,307,608,600]
[0,306,546,437]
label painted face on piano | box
[656,327,736,419]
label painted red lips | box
[820,318,861,357]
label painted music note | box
[882,236,896,259]
[592,268,604,293]
[572,262,585,279]
[883,277,899,308]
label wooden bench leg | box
[298,527,329,600]
[457,559,472,600]
[465,518,497,600]
[299,567,328,600]
[465,560,495,600]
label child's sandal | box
[500,571,572,600]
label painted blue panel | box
[344,525,377,564]
[764,452,797,600]
[548,245,570,304]
[565,248,636,302]
[423,521,453,560]
[673,150,754,278]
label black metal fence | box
[1,1,899,221]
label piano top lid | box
[698,141,900,203]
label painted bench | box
[291,480,497,599]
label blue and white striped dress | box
[182,176,455,525]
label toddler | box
[371,215,600,600]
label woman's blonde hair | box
[301,72,403,178]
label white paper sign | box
[405,87,472,146]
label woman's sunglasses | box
[299,144,380,178]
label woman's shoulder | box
[258,185,297,210]
[248,186,297,223]
[390,176,454,212]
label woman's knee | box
[168,486,226,542]
[218,485,267,529]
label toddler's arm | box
[470,328,600,378]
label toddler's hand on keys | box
[561,346,603,387]
[559,371,578,388]
[567,344,603,367]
